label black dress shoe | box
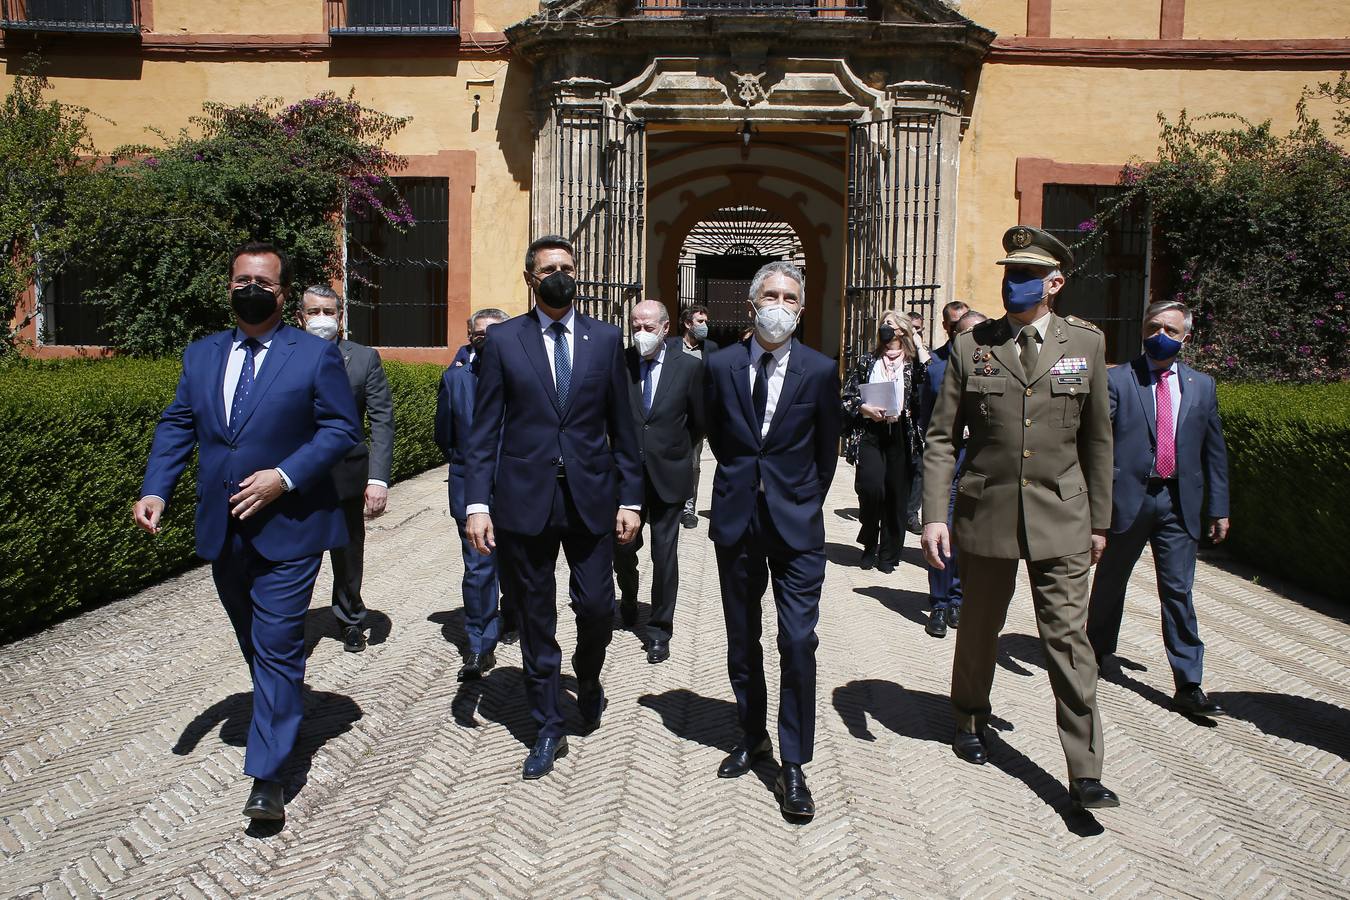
[717,736,772,778]
[1069,778,1120,809]
[500,626,519,645]
[876,558,895,574]
[522,736,569,780]
[457,650,495,682]
[1173,685,1227,718]
[342,625,366,653]
[952,729,988,765]
[860,548,876,570]
[775,764,815,819]
[578,681,607,732]
[242,779,285,820]
[647,639,670,664]
[926,609,948,638]
[946,606,961,629]
[680,510,698,529]
[619,598,638,629]
[906,514,924,536]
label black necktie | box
[752,351,773,430]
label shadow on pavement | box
[305,607,391,657]
[428,608,468,654]
[451,664,538,748]
[172,686,364,831]
[853,585,930,629]
[1212,692,1349,759]
[832,679,1105,838]
[638,689,781,799]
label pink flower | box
[1077,219,1097,233]
[145,157,159,167]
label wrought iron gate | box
[552,105,645,328]
[843,112,942,364]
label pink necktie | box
[1155,370,1175,478]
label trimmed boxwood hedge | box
[1216,382,1350,600]
[0,355,444,643]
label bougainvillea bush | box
[1080,75,1350,383]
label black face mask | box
[470,334,487,352]
[878,324,897,345]
[231,283,278,325]
[535,272,577,310]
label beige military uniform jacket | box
[922,313,1112,560]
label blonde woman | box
[841,310,931,572]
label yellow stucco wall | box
[2,57,532,320]
[152,0,324,35]
[1184,0,1350,40]
[954,65,1348,320]
[1051,0,1161,40]
[957,0,1027,38]
[474,0,538,33]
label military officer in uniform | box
[921,225,1119,811]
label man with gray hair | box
[703,260,841,820]
[297,284,395,653]
[436,307,514,679]
[612,299,704,663]
[1087,299,1230,718]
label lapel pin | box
[583,334,590,341]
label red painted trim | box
[139,0,154,32]
[1159,0,1185,41]
[1015,157,1128,227]
[989,36,1350,65]
[374,150,476,365]
[1027,0,1052,38]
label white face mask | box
[305,315,340,341]
[754,304,799,345]
[632,329,663,358]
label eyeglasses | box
[231,275,281,291]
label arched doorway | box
[676,205,806,347]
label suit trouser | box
[495,477,615,739]
[212,529,322,782]
[1087,481,1204,689]
[926,470,964,610]
[329,496,368,629]
[952,548,1103,780]
[715,493,824,765]
[613,481,683,642]
[683,438,705,513]
[854,424,910,561]
[454,516,501,656]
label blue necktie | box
[550,321,570,408]
[229,337,262,435]
[641,358,654,415]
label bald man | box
[613,299,705,663]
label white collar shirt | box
[223,321,282,425]
[535,305,577,389]
[640,343,666,400]
[748,336,791,439]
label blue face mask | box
[1001,270,1046,313]
[1143,331,1184,361]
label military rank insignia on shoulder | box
[1065,315,1101,332]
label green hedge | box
[0,355,445,643]
[1217,382,1350,600]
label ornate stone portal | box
[507,0,992,355]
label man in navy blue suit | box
[703,261,841,821]
[435,307,513,682]
[918,301,982,639]
[464,235,643,780]
[134,242,362,821]
[1088,299,1231,717]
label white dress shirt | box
[748,336,791,439]
[640,343,665,401]
[536,305,576,389]
[1148,359,1182,444]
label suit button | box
[1070,387,1077,394]
[644,424,649,430]
[1025,388,1033,397]
[1021,478,1029,487]
[1024,418,1032,427]
[1023,450,1032,458]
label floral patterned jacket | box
[840,353,927,466]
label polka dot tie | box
[230,337,262,435]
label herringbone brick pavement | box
[2,456,1347,898]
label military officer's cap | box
[996,225,1074,269]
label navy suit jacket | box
[464,309,643,536]
[703,339,842,552]
[141,324,363,562]
[918,342,951,436]
[451,343,474,368]
[1108,356,1230,540]
[434,360,480,520]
